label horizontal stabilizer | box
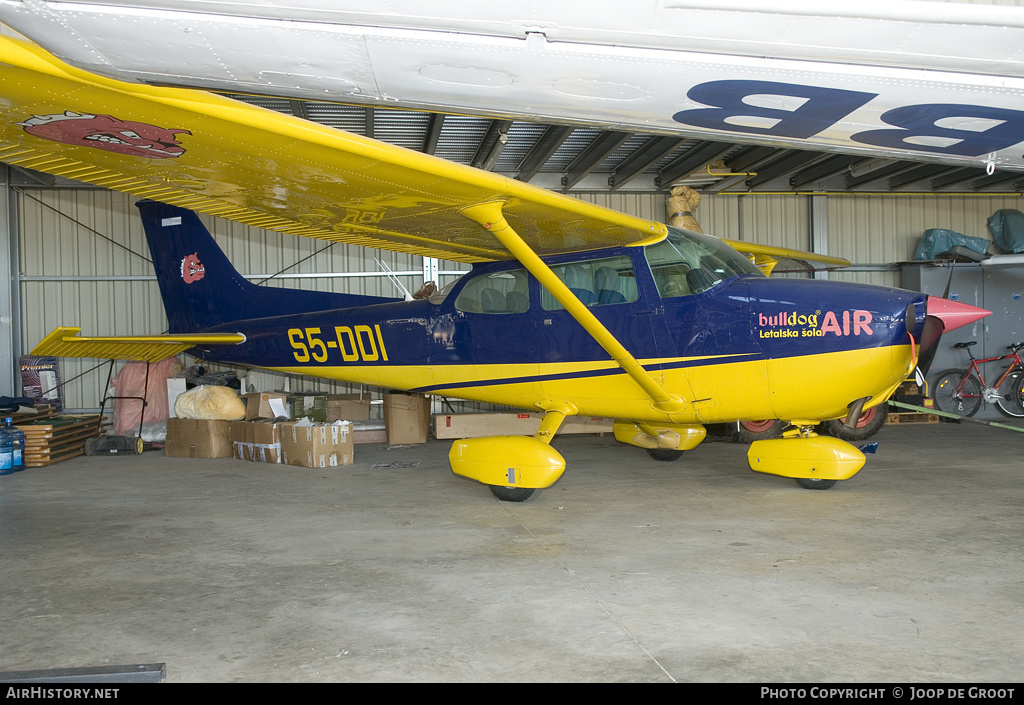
[32,326,245,362]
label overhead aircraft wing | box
[0,35,664,264]
[3,1,1024,171]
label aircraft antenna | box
[376,258,414,301]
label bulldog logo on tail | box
[181,253,205,284]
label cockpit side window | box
[648,226,762,298]
[428,275,466,305]
[454,268,530,313]
[540,255,638,311]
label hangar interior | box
[3,3,1024,684]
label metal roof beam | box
[471,119,513,171]
[888,164,955,190]
[789,155,865,190]
[516,125,574,182]
[844,161,917,189]
[971,170,1023,190]
[656,141,733,188]
[930,167,987,189]
[422,113,445,155]
[364,108,374,140]
[288,100,309,121]
[725,145,778,173]
[561,131,633,191]
[608,136,687,190]
[745,151,823,188]
[702,147,785,193]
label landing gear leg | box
[613,420,706,462]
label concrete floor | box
[1,421,1022,683]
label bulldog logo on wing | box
[18,111,190,158]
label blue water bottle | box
[6,418,25,472]
[0,422,12,476]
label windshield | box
[647,226,762,297]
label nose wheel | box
[795,478,837,490]
[646,448,685,461]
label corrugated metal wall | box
[826,195,1024,286]
[17,188,1024,410]
[579,191,1024,286]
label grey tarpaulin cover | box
[913,228,990,260]
[987,209,1024,253]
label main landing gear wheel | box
[732,419,785,443]
[819,404,888,442]
[489,485,542,502]
[796,478,837,490]
[645,448,685,461]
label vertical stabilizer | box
[137,201,395,333]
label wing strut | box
[461,202,686,416]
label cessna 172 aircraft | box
[0,12,995,499]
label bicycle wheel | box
[933,368,982,417]
[999,370,1024,417]
[999,368,1024,418]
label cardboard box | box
[281,421,354,467]
[292,393,328,422]
[249,420,283,463]
[433,412,614,440]
[244,392,289,420]
[384,393,431,444]
[327,394,371,422]
[229,420,284,462]
[166,418,232,458]
[229,420,250,460]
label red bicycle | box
[932,341,1024,417]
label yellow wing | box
[0,36,664,263]
[32,327,246,363]
[721,240,850,276]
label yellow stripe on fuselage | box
[268,344,912,424]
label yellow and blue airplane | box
[0,34,989,500]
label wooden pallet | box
[6,405,56,425]
[886,411,940,425]
[24,444,87,467]
[16,415,103,467]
